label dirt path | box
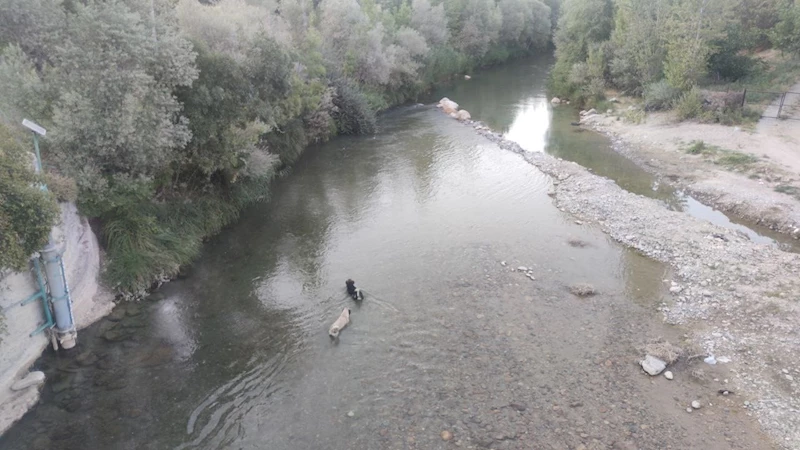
[580,105,800,238]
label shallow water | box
[428,57,797,250]
[1,69,775,449]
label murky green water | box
[1,62,774,450]
[428,57,797,250]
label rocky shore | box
[440,104,800,449]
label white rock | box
[691,401,701,409]
[10,371,45,391]
[585,108,597,116]
[669,286,683,294]
[704,355,717,365]
[439,98,459,114]
[551,97,562,105]
[517,266,528,272]
[664,371,674,380]
[500,261,507,266]
[456,110,471,121]
[787,375,794,381]
[347,411,355,417]
[716,356,731,363]
[640,355,667,376]
[686,407,693,413]
[464,75,471,80]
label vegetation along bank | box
[0,0,558,297]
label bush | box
[0,125,59,271]
[331,80,377,135]
[674,89,704,120]
[44,172,78,203]
[643,80,681,111]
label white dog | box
[328,308,351,338]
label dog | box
[328,307,351,338]
[345,279,364,301]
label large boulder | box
[438,97,459,114]
[456,110,471,121]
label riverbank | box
[0,203,113,436]
[445,110,800,448]
[577,87,800,239]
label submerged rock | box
[11,371,45,391]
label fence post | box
[741,89,746,108]
[777,92,787,119]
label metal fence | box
[742,89,800,120]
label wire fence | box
[742,89,800,120]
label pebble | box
[704,355,717,365]
[664,371,674,380]
[441,430,453,441]
[786,375,794,381]
[686,407,693,413]
[575,220,583,225]
[347,411,355,417]
[517,266,528,272]
[691,401,701,409]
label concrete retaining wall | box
[0,202,113,435]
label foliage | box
[673,89,704,120]
[772,0,800,54]
[0,0,556,294]
[0,124,59,271]
[643,80,681,111]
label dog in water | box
[345,279,364,301]
[329,307,351,338]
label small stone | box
[347,411,355,417]
[786,375,794,381]
[517,266,528,272]
[716,356,731,363]
[744,401,750,406]
[500,261,507,266]
[704,355,717,365]
[702,290,713,297]
[441,430,453,441]
[575,220,583,225]
[686,407,693,413]
[664,371,674,380]
[669,286,683,294]
[691,401,701,409]
[640,355,667,376]
[782,369,789,374]
[11,371,46,391]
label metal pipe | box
[41,242,76,349]
[27,125,77,349]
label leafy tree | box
[772,0,800,54]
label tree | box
[663,0,732,90]
[772,0,800,54]
[609,0,671,94]
[410,0,449,47]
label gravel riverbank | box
[448,112,800,449]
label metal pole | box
[777,93,787,119]
[741,89,746,109]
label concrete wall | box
[0,203,114,435]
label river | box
[0,57,774,449]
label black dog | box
[345,279,364,300]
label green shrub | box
[674,89,704,120]
[716,152,759,167]
[44,172,78,203]
[685,140,709,154]
[0,125,59,271]
[644,80,682,111]
[331,80,377,136]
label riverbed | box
[0,59,775,449]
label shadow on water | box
[1,78,774,449]
[427,56,799,251]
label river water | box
[0,58,775,449]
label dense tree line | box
[0,0,554,295]
[549,0,800,110]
